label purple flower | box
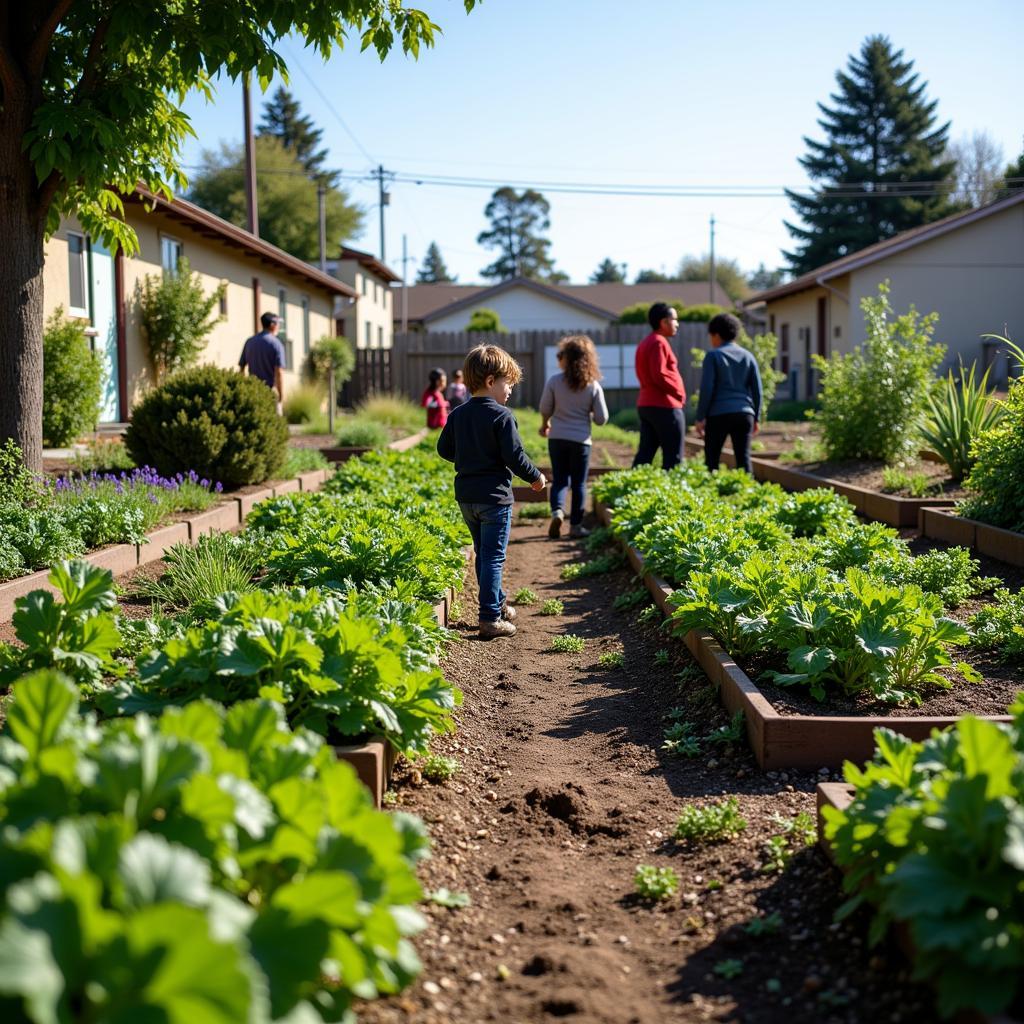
[215,482,223,493]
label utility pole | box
[317,182,327,273]
[374,164,392,263]
[401,234,409,334]
[709,214,716,304]
[242,75,258,237]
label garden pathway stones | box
[357,522,935,1024]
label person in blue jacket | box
[694,313,762,475]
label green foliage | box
[336,419,389,447]
[673,797,747,842]
[879,547,996,609]
[613,588,650,611]
[125,365,289,486]
[418,753,460,782]
[970,589,1024,661]
[560,551,624,580]
[745,912,784,936]
[465,307,507,333]
[881,465,937,497]
[306,334,355,388]
[714,959,744,979]
[814,283,945,463]
[282,446,329,476]
[512,587,538,605]
[679,303,729,322]
[0,672,430,1022]
[539,599,564,616]
[824,710,1024,1018]
[477,187,564,282]
[136,258,225,383]
[661,720,701,757]
[427,888,471,908]
[282,382,324,423]
[417,241,456,283]
[518,502,550,520]
[744,331,786,414]
[590,257,627,283]
[633,865,679,902]
[598,651,625,669]
[920,362,1004,481]
[41,308,103,446]
[961,343,1024,530]
[677,254,750,301]
[551,634,585,654]
[618,299,686,325]
[68,437,136,473]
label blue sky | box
[179,0,1024,284]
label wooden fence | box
[390,324,709,412]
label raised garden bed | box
[595,500,1014,771]
[920,508,1024,567]
[320,428,428,463]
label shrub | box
[356,395,423,431]
[679,303,728,322]
[919,361,1004,482]
[336,418,389,447]
[619,299,686,325]
[42,307,103,446]
[282,382,324,423]
[136,257,225,383]
[814,282,944,463]
[305,334,355,387]
[610,407,640,430]
[465,307,507,333]
[125,365,288,486]
[282,447,329,475]
[960,341,1024,530]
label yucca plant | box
[919,361,1004,482]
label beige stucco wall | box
[847,204,1024,372]
[425,284,611,334]
[333,263,393,350]
[45,208,336,412]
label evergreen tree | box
[748,263,787,292]
[477,187,562,281]
[784,35,957,276]
[999,144,1024,197]
[677,253,750,301]
[258,86,335,183]
[634,269,676,283]
[417,242,457,283]
[590,258,626,283]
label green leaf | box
[0,916,65,1024]
[6,670,78,762]
[48,559,116,616]
[222,701,285,760]
[118,833,213,909]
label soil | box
[790,457,968,501]
[357,520,936,1024]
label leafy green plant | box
[761,835,792,873]
[707,710,746,746]
[583,526,615,552]
[512,587,538,605]
[282,383,325,424]
[598,650,625,669]
[136,257,225,382]
[920,361,1004,481]
[560,551,624,580]
[305,334,355,389]
[661,720,701,757]
[745,912,784,937]
[970,588,1024,661]
[539,598,564,616]
[674,798,747,842]
[419,753,460,782]
[68,437,136,473]
[653,648,670,666]
[814,282,944,463]
[613,588,649,611]
[823,710,1024,1018]
[336,418,389,447]
[126,365,288,485]
[41,307,102,445]
[427,889,471,908]
[633,865,679,902]
[551,634,585,654]
[771,810,817,847]
[465,307,507,333]
[637,604,662,626]
[713,958,744,979]
[518,502,550,520]
[0,671,429,1022]
[779,434,827,464]
[881,466,937,497]
[282,446,330,475]
[879,546,997,609]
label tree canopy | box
[590,258,626,283]
[417,241,457,282]
[477,187,565,281]
[945,131,1005,208]
[677,254,750,301]
[784,35,958,275]
[634,269,676,283]
[188,136,363,262]
[258,86,334,182]
[747,263,787,293]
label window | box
[365,320,372,348]
[301,296,311,354]
[780,323,790,375]
[277,287,287,337]
[67,232,88,317]
[161,235,183,273]
[377,325,383,348]
[219,282,228,317]
[373,280,378,304]
[361,274,368,296]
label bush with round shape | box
[125,366,288,486]
[304,334,355,387]
[42,307,103,446]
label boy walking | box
[437,345,547,638]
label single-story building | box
[43,187,356,423]
[329,246,400,351]
[392,277,736,333]
[744,190,1024,399]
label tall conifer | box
[417,242,457,283]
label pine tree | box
[417,242,457,283]
[590,258,626,283]
[784,36,957,276]
[258,86,335,183]
[999,144,1024,197]
[635,269,675,283]
[477,187,562,281]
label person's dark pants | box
[632,406,686,471]
[548,438,591,526]
[704,412,755,475]
[459,502,513,622]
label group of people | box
[435,308,764,638]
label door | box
[89,239,120,422]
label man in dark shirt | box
[437,344,546,638]
[239,312,285,410]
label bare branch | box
[25,0,76,79]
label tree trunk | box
[0,90,46,474]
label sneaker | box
[479,618,517,638]
[569,523,591,538]
[500,602,517,622]
[548,509,564,539]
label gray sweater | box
[539,374,609,444]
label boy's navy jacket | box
[694,342,763,422]
[436,396,541,505]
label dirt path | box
[359,522,933,1024]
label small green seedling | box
[598,651,625,669]
[705,879,723,891]
[512,587,538,605]
[713,959,744,980]
[382,790,398,806]
[707,710,746,746]
[613,588,649,611]
[561,552,623,580]
[584,526,614,552]
[551,634,585,654]
[633,865,679,902]
[518,502,550,520]
[744,912,784,937]
[771,810,817,847]
[637,604,662,626]
[653,648,670,666]
[661,721,701,757]
[449,599,463,621]
[419,753,460,783]
[539,598,564,616]
[761,834,791,873]
[674,797,747,842]
[560,562,584,581]
[427,889,471,908]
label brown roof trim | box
[746,189,1024,306]
[421,276,617,323]
[338,246,401,284]
[127,187,357,299]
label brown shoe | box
[501,602,517,621]
[479,618,517,638]
[548,510,564,539]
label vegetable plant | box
[674,798,747,842]
[633,865,679,902]
[539,599,564,616]
[551,634,585,654]
[512,587,538,605]
[598,651,625,669]
[419,753,460,783]
[970,588,1024,661]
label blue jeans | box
[459,502,513,623]
[548,438,591,526]
[633,406,686,471]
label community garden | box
[0,285,1023,1023]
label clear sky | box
[178,0,1024,284]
